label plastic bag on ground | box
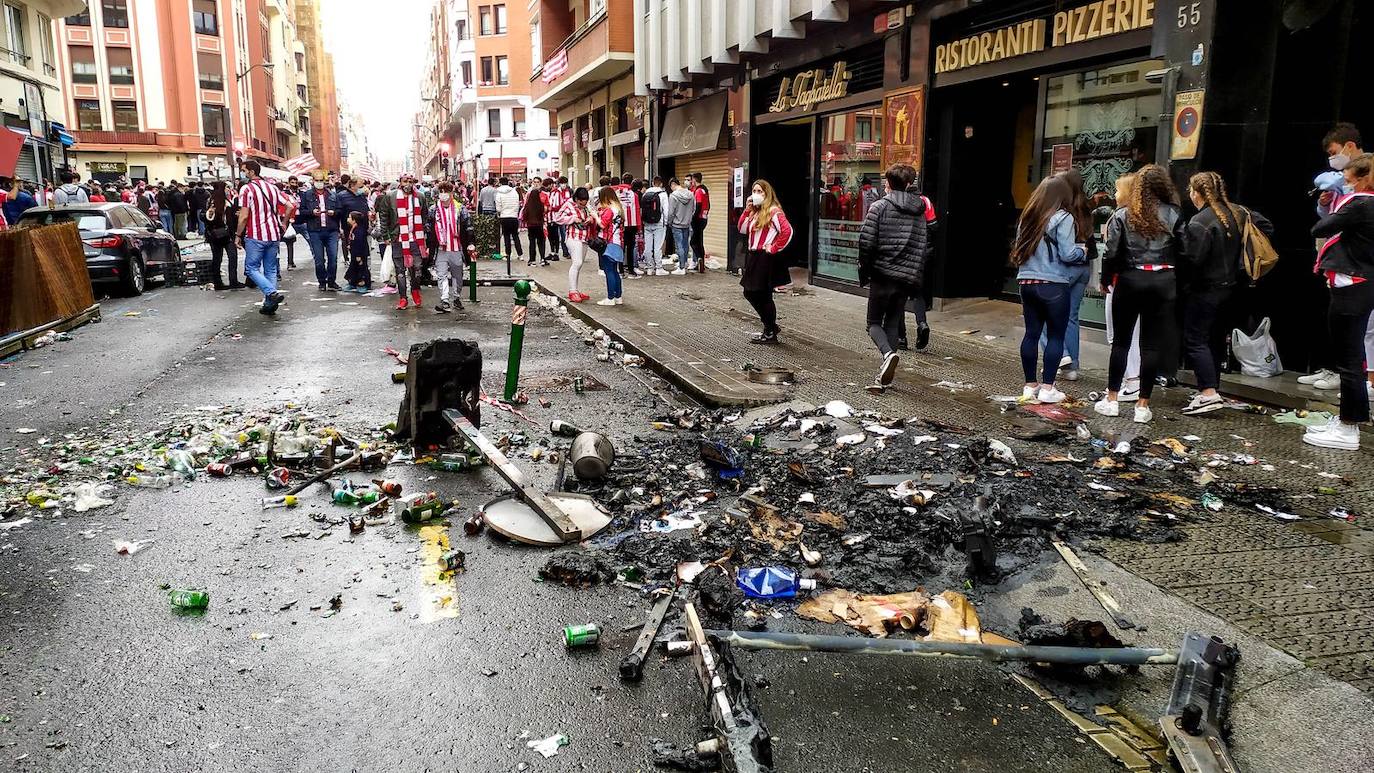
[73,482,114,512]
[1232,318,1283,377]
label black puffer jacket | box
[858,191,929,287]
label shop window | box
[101,0,129,28]
[69,45,97,83]
[107,47,134,85]
[129,165,148,183]
[192,0,218,36]
[816,106,884,283]
[75,99,102,131]
[112,101,138,131]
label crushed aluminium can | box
[563,623,600,648]
[440,549,466,571]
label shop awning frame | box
[657,92,728,159]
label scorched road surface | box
[0,281,1111,771]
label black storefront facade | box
[716,0,1369,373]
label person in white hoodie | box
[664,177,697,275]
[640,176,670,276]
[52,171,89,205]
[493,176,523,261]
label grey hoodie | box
[53,183,88,205]
[665,187,696,229]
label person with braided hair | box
[1179,172,1273,415]
[1094,164,1185,424]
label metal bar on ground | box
[1052,540,1136,630]
[620,591,675,681]
[706,629,1178,667]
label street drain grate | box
[516,371,610,393]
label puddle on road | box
[415,524,459,622]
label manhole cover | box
[516,371,610,393]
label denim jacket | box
[1016,210,1088,284]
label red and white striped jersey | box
[737,207,793,254]
[598,206,624,246]
[613,184,641,227]
[237,179,291,241]
[563,202,594,242]
[548,187,567,212]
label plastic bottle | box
[165,449,198,477]
[261,495,300,509]
[26,490,57,508]
[126,474,175,488]
[735,567,817,600]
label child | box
[344,211,372,293]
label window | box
[36,13,54,76]
[855,116,872,143]
[128,165,148,184]
[197,52,223,90]
[192,0,218,36]
[66,8,91,25]
[494,4,506,34]
[460,60,472,87]
[479,56,492,85]
[456,18,466,40]
[294,52,304,71]
[297,84,307,101]
[101,0,129,28]
[3,3,27,63]
[496,55,508,85]
[530,20,540,68]
[478,6,491,35]
[107,48,134,85]
[512,107,525,137]
[201,104,225,145]
[590,0,607,16]
[75,100,101,131]
[487,108,501,137]
[112,101,138,131]
[69,45,97,83]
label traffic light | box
[233,140,246,167]
[439,142,451,174]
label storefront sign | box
[561,128,574,154]
[89,161,128,174]
[767,62,853,114]
[881,86,925,173]
[1051,144,1074,174]
[1170,89,1205,160]
[935,0,1157,74]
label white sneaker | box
[1181,393,1226,415]
[1094,398,1120,417]
[1298,369,1338,385]
[1305,416,1340,435]
[1059,355,1072,368]
[687,261,698,270]
[1062,369,1080,382]
[1133,405,1153,424]
[1037,386,1066,404]
[595,298,616,306]
[671,268,686,276]
[1118,383,1141,403]
[1303,420,1360,450]
[878,352,900,386]
[1022,385,1038,401]
[613,298,623,305]
[1312,376,1341,390]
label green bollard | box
[503,280,531,402]
[468,259,479,303]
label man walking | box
[235,160,295,315]
[430,181,473,313]
[188,182,210,237]
[167,182,190,239]
[493,176,522,261]
[375,174,427,310]
[689,172,710,271]
[641,177,669,276]
[857,164,929,392]
[665,178,696,275]
[52,171,89,205]
[299,178,341,291]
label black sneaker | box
[435,302,450,314]
[326,282,341,291]
[452,298,464,310]
[898,337,909,351]
[749,331,779,345]
[916,324,931,351]
[318,283,327,292]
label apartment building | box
[0,0,84,184]
[293,0,338,172]
[338,100,372,178]
[51,0,322,184]
[413,0,449,177]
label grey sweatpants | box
[434,249,465,303]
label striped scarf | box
[435,200,461,251]
[395,189,424,265]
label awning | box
[50,121,76,147]
[658,92,727,159]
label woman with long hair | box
[1011,176,1088,403]
[556,187,595,302]
[1103,173,1142,402]
[1179,171,1273,415]
[737,179,794,343]
[522,185,548,266]
[204,181,241,291]
[594,187,626,306]
[1094,164,1185,424]
[1043,169,1094,381]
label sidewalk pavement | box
[524,259,1374,694]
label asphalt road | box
[0,271,1113,771]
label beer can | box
[572,376,585,393]
[391,371,407,383]
[563,623,600,648]
[206,462,232,477]
[266,466,291,490]
[666,641,695,656]
[440,549,466,571]
[169,588,210,609]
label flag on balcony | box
[541,49,569,84]
[283,152,320,174]
[357,163,381,181]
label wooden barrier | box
[0,222,95,336]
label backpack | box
[1239,208,1278,282]
[641,190,662,224]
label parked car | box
[15,203,178,296]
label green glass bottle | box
[169,589,209,609]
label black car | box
[16,203,178,296]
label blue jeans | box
[307,228,340,286]
[601,244,623,299]
[1039,272,1088,368]
[244,238,280,297]
[670,226,692,269]
[159,210,173,233]
[1020,282,1071,385]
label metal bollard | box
[468,259,479,303]
[503,280,531,402]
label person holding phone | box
[737,180,793,344]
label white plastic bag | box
[1232,318,1283,378]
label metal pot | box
[569,431,615,480]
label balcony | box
[529,1,634,111]
[72,130,158,146]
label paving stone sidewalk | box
[526,261,1374,692]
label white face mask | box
[440,192,452,201]
[313,183,324,190]
[1331,154,1351,171]
[749,192,764,206]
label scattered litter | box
[1255,504,1299,521]
[15,428,37,434]
[1273,410,1334,428]
[526,734,569,758]
[986,439,1017,465]
[932,380,977,392]
[823,400,854,418]
[113,539,153,555]
[836,433,866,446]
[73,482,114,512]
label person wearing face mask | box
[737,180,793,343]
[429,181,474,312]
[374,175,427,309]
[298,178,341,291]
[857,164,930,392]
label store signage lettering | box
[936,0,1156,75]
[768,62,853,114]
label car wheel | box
[121,255,145,297]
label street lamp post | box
[222,61,274,178]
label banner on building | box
[880,85,925,174]
[1170,89,1205,160]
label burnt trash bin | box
[394,338,482,450]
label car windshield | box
[18,212,109,232]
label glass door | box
[814,106,884,283]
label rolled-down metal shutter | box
[675,150,730,261]
[14,143,39,183]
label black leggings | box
[500,217,523,256]
[209,239,238,286]
[526,226,546,261]
[1183,285,1231,392]
[1109,270,1178,400]
[743,289,778,334]
[867,278,910,355]
[1329,281,1374,423]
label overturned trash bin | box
[394,338,482,450]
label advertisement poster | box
[881,86,925,174]
[1171,90,1205,160]
[1051,144,1074,174]
[733,167,744,208]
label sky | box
[320,0,432,163]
